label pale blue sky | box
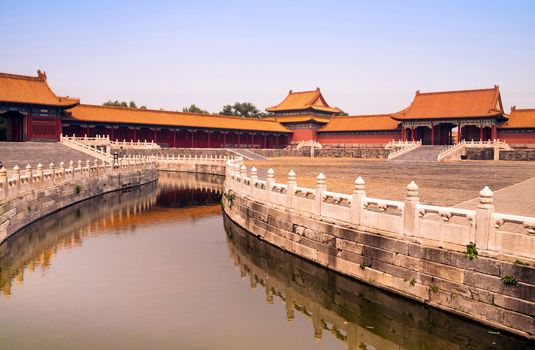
[1,0,534,114]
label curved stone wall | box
[222,168,535,340]
[0,164,158,244]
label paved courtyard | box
[245,157,535,213]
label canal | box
[0,173,532,349]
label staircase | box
[392,145,448,162]
[226,148,268,161]
[0,142,98,171]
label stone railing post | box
[49,163,55,184]
[0,167,7,198]
[94,159,99,175]
[240,165,247,194]
[250,167,257,196]
[25,164,32,190]
[86,160,91,176]
[287,170,296,208]
[475,186,494,250]
[69,161,74,179]
[13,165,21,194]
[314,173,326,216]
[403,181,419,236]
[351,176,366,225]
[266,168,274,203]
[77,160,82,178]
[37,163,44,188]
[59,162,65,182]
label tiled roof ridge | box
[266,88,322,110]
[332,113,393,119]
[415,86,499,96]
[511,106,535,112]
[75,104,280,123]
[0,71,45,82]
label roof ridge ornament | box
[37,70,47,80]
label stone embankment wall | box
[0,161,158,243]
[222,163,535,339]
[254,145,389,158]
[467,148,535,161]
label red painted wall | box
[497,130,535,144]
[291,129,316,143]
[318,132,400,144]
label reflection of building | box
[1,69,534,146]
[223,214,529,350]
[0,173,221,297]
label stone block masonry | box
[0,159,158,243]
[222,160,535,339]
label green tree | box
[182,104,209,114]
[102,100,145,109]
[219,102,266,118]
[140,105,147,110]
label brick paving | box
[456,176,535,216]
[246,157,535,211]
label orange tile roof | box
[319,114,400,132]
[275,115,331,124]
[266,88,342,114]
[67,104,291,133]
[393,86,503,120]
[499,107,535,129]
[0,70,79,108]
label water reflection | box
[0,173,222,297]
[223,214,533,350]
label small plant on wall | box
[464,242,478,260]
[501,275,518,286]
[223,190,234,208]
[74,184,82,194]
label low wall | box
[222,163,535,339]
[0,161,158,244]
[255,145,389,158]
[119,148,232,158]
[466,148,535,161]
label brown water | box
[0,173,532,350]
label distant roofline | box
[71,103,281,122]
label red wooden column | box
[26,113,33,141]
[191,130,194,148]
[85,126,90,137]
[55,117,61,141]
[491,124,497,140]
[401,127,405,141]
[479,125,483,141]
[264,134,267,148]
[237,133,241,148]
[207,131,211,148]
[172,129,176,148]
[411,127,415,141]
[431,124,435,145]
[458,123,462,143]
[222,132,226,148]
[153,129,157,143]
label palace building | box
[0,70,534,147]
[267,88,343,143]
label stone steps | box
[0,142,97,171]
[393,146,448,162]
